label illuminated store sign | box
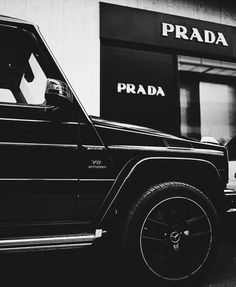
[117,83,165,96]
[101,3,236,57]
[162,23,229,47]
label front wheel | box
[119,182,220,286]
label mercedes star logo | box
[170,231,181,244]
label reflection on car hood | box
[90,116,188,141]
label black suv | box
[0,15,230,286]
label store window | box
[178,55,236,144]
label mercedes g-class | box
[0,15,230,286]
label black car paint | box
[89,116,228,224]
[0,16,228,241]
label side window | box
[0,89,16,103]
[0,26,48,106]
[20,54,47,105]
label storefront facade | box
[100,3,236,143]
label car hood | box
[90,116,224,151]
[90,116,228,188]
[91,116,181,138]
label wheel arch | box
[97,157,227,226]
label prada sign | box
[117,83,165,96]
[101,3,235,58]
[101,45,175,132]
[162,23,228,47]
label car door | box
[0,25,79,234]
[0,104,80,227]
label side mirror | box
[45,78,77,121]
[45,78,73,107]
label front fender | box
[96,156,225,226]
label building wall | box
[0,0,236,116]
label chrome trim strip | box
[0,178,78,181]
[0,178,115,182]
[108,145,224,156]
[0,142,77,148]
[95,124,162,137]
[0,117,77,125]
[82,145,106,150]
[79,179,115,182]
[0,235,94,247]
[95,123,185,140]
[0,103,47,109]
[0,243,92,252]
[0,229,102,248]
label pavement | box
[199,212,236,287]
[1,213,236,286]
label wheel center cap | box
[170,231,181,244]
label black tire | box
[118,182,220,286]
